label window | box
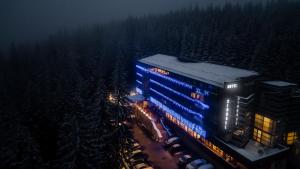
[253,128,262,142]
[287,132,298,145]
[254,114,263,128]
[261,132,272,145]
[253,128,272,145]
[254,114,273,133]
[263,117,272,133]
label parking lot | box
[123,114,222,169]
[132,124,178,169]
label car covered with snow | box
[164,137,180,148]
[129,149,147,159]
[169,143,183,154]
[178,154,193,166]
[186,159,207,169]
[197,163,214,169]
[133,163,150,169]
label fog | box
[0,0,260,51]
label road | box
[131,124,178,169]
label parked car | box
[198,163,214,169]
[186,159,207,169]
[178,154,193,166]
[130,150,147,159]
[143,167,154,169]
[128,138,138,144]
[132,142,143,150]
[169,143,183,154]
[173,150,185,157]
[164,137,180,148]
[133,163,150,169]
[129,157,147,166]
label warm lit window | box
[253,128,262,142]
[253,128,272,145]
[164,110,237,166]
[150,67,169,75]
[254,114,273,133]
[261,132,271,145]
[287,132,298,145]
[263,117,272,133]
[191,92,204,101]
[254,114,263,128]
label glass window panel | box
[287,132,298,145]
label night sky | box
[0,0,259,51]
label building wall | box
[257,83,300,146]
[136,62,222,138]
[135,61,293,169]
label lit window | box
[255,114,263,128]
[253,128,262,142]
[254,114,273,133]
[287,132,298,145]
[261,132,271,145]
[253,128,272,145]
[263,117,272,133]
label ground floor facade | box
[131,99,289,169]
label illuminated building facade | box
[257,81,300,147]
[134,54,299,169]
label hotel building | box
[132,54,300,169]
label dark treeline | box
[0,1,300,169]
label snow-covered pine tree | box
[0,96,43,169]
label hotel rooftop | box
[139,54,259,88]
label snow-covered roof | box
[263,81,297,87]
[139,54,259,88]
[126,94,144,103]
[216,138,289,162]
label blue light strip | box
[149,71,193,89]
[150,79,209,110]
[136,87,143,95]
[136,65,148,72]
[150,88,203,119]
[150,97,206,138]
[136,72,143,77]
[136,80,142,85]
[136,64,193,89]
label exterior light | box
[136,64,193,89]
[224,98,230,130]
[235,97,240,126]
[150,79,209,110]
[129,90,137,96]
[150,96,206,138]
[136,72,143,77]
[227,83,238,89]
[136,80,142,85]
[150,88,204,119]
[108,93,117,104]
[136,87,143,95]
